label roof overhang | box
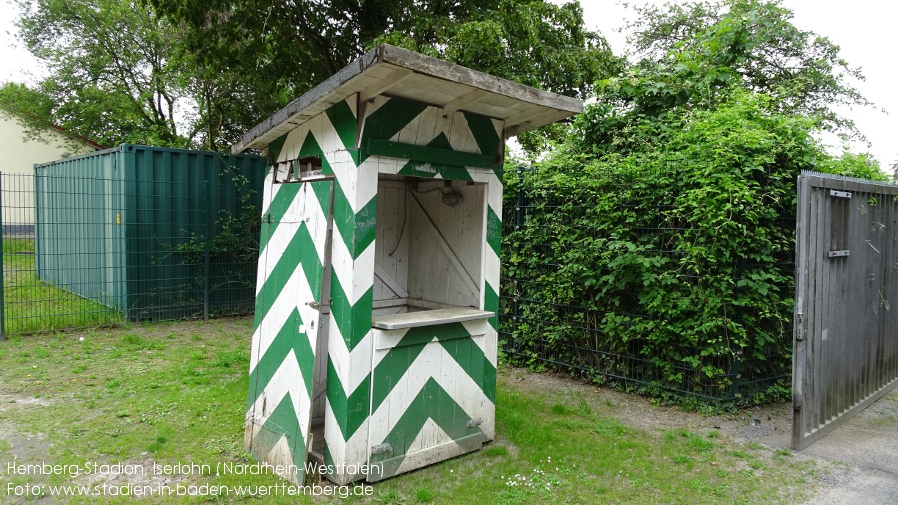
[232,44,583,154]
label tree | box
[10,0,618,152]
[13,0,192,148]
[10,0,273,150]
[498,0,883,402]
[569,0,873,159]
[0,82,55,139]
[820,151,887,181]
[148,0,622,152]
[378,0,621,153]
[621,0,870,136]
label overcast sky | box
[2,0,896,167]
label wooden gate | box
[793,172,898,450]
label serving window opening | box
[372,174,492,329]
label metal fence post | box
[203,180,211,321]
[729,255,747,399]
[509,167,527,356]
[0,173,5,341]
[515,167,525,230]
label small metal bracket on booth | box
[828,250,850,258]
[370,443,393,455]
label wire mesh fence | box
[2,153,794,404]
[0,165,262,338]
[498,166,794,403]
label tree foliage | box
[8,0,618,151]
[0,82,59,143]
[614,0,869,137]
[501,0,882,404]
[13,0,198,148]
[818,151,887,181]
[148,0,622,152]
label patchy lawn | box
[0,318,823,504]
[2,238,122,334]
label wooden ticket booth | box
[233,44,582,485]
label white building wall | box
[0,110,98,230]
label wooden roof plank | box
[377,45,581,113]
[232,44,583,153]
[506,108,579,137]
[442,89,490,115]
[359,68,414,103]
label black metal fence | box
[498,167,794,403]
[3,159,794,405]
[0,171,261,338]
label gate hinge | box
[467,418,483,428]
[371,443,392,455]
[829,189,852,199]
[828,250,850,258]
[796,313,804,341]
[307,301,320,310]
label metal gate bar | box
[793,172,898,450]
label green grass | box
[2,238,122,334]
[0,318,819,504]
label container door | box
[245,175,334,484]
[366,319,492,481]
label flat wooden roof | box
[232,44,583,153]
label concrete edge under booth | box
[237,44,583,485]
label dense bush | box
[501,90,829,403]
[500,0,887,406]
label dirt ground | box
[763,389,898,505]
[503,369,898,505]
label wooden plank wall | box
[374,179,410,316]
[373,178,485,315]
[406,180,483,309]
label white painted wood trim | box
[407,190,480,298]
[406,298,457,311]
[374,263,409,298]
[373,298,408,309]
[441,89,489,115]
[371,307,495,330]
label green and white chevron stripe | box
[245,163,332,485]
[366,319,497,480]
[247,95,503,484]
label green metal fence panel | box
[32,144,266,324]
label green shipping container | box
[34,144,266,321]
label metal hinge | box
[467,418,483,428]
[371,443,392,455]
[829,189,852,199]
[828,250,850,258]
[795,313,804,341]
